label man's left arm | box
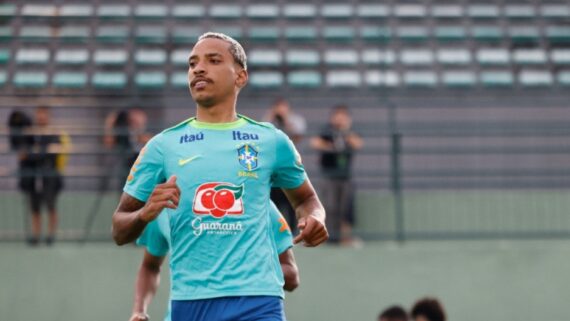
[279,248,299,291]
[283,180,328,247]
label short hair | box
[198,32,247,70]
[379,305,408,321]
[411,298,446,321]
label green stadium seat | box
[400,50,433,65]
[480,71,514,87]
[53,72,87,88]
[97,5,130,19]
[94,50,127,65]
[248,27,280,42]
[551,49,570,65]
[135,5,168,19]
[210,5,242,19]
[362,49,395,65]
[55,49,89,65]
[135,49,167,65]
[321,4,353,19]
[285,50,320,66]
[170,72,188,88]
[323,26,355,42]
[59,5,93,19]
[14,72,48,88]
[512,49,547,65]
[437,49,471,65]
[172,5,205,19]
[16,49,50,64]
[249,72,284,88]
[288,71,321,88]
[545,27,570,44]
[0,49,9,64]
[248,50,282,67]
[0,71,6,86]
[403,71,437,87]
[210,27,242,40]
[365,71,381,87]
[285,26,317,41]
[360,26,391,42]
[21,5,57,18]
[397,27,428,42]
[519,70,553,86]
[171,49,190,66]
[431,5,463,19]
[508,27,540,44]
[467,5,500,19]
[442,71,476,87]
[19,27,52,42]
[135,26,167,44]
[557,71,570,86]
[540,5,570,19]
[0,26,13,42]
[58,26,90,43]
[405,72,433,87]
[394,5,426,19]
[92,72,127,89]
[135,72,167,88]
[171,27,202,44]
[380,71,400,87]
[246,5,278,19]
[476,49,510,65]
[283,4,316,19]
[434,26,467,41]
[472,26,503,42]
[0,4,16,20]
[356,5,389,18]
[324,50,358,66]
[96,26,129,43]
[326,71,361,87]
[504,5,534,19]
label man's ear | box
[236,69,248,89]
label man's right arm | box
[129,250,166,321]
[112,176,180,245]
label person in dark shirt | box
[311,105,363,245]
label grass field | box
[1,240,570,321]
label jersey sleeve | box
[269,202,293,254]
[123,135,166,202]
[136,218,169,257]
[271,130,307,189]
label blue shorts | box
[171,296,286,321]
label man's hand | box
[293,215,328,247]
[139,176,180,222]
[129,312,149,321]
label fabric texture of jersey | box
[125,115,305,301]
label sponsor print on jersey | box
[238,144,258,171]
[193,182,244,218]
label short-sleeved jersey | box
[124,115,305,301]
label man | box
[112,32,327,321]
[311,105,363,245]
[411,298,446,321]
[378,305,408,321]
[129,203,299,321]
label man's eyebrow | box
[188,53,223,64]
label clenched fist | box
[139,176,180,222]
[293,215,328,247]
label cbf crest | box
[238,144,258,171]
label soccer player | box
[112,32,328,320]
[129,203,299,321]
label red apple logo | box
[193,182,244,218]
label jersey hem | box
[170,290,285,301]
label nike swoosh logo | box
[178,155,201,166]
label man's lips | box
[191,78,212,89]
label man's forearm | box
[112,193,147,245]
[295,194,325,222]
[132,264,160,315]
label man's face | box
[35,109,50,127]
[187,38,246,108]
[331,110,351,130]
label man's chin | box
[193,94,216,108]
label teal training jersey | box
[124,115,305,301]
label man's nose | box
[193,61,206,75]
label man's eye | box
[189,62,196,68]
[211,59,220,64]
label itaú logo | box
[192,182,244,218]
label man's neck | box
[195,100,238,123]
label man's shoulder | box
[240,114,277,131]
[162,117,195,135]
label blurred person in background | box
[378,305,409,321]
[264,98,307,230]
[15,106,70,245]
[311,105,363,246]
[411,297,446,321]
